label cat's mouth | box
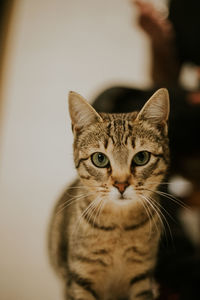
[117,193,133,202]
[108,185,136,203]
[119,194,127,200]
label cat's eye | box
[132,151,150,166]
[91,152,110,168]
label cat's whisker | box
[66,186,85,191]
[79,196,101,224]
[87,198,102,228]
[92,195,108,227]
[138,195,153,237]
[138,187,173,218]
[97,197,107,225]
[56,197,83,216]
[91,198,103,228]
[138,187,176,244]
[147,194,174,244]
[146,188,189,210]
[65,192,91,200]
[146,181,171,185]
[72,199,98,237]
[56,192,94,215]
[140,194,163,237]
[152,196,177,224]
[58,190,100,216]
[157,190,189,210]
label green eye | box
[91,152,110,168]
[132,151,150,166]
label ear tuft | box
[136,88,170,125]
[68,91,102,131]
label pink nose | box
[114,181,129,194]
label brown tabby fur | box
[48,89,170,300]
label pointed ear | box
[136,88,170,126]
[68,91,103,131]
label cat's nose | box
[114,181,129,194]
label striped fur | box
[49,89,170,300]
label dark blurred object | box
[169,0,200,65]
[134,0,200,87]
[0,0,15,136]
[0,0,15,69]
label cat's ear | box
[68,91,103,131]
[136,88,170,127]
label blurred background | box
[2,0,200,299]
[0,0,164,299]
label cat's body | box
[49,89,170,300]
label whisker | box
[66,186,85,191]
[72,200,98,236]
[140,186,189,210]
[56,197,83,216]
[97,197,107,225]
[140,194,164,237]
[153,197,177,224]
[147,194,174,245]
[92,198,103,228]
[56,192,93,215]
[87,198,100,226]
[154,190,189,210]
[147,181,171,186]
[138,195,153,237]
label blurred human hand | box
[132,0,174,45]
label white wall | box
[0,0,155,299]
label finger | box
[132,0,155,13]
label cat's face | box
[69,89,169,206]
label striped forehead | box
[77,112,162,153]
[103,116,134,165]
[105,114,135,146]
[102,114,163,154]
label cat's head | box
[68,89,169,206]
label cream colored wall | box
[0,0,156,299]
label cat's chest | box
[74,227,154,266]
[71,204,158,259]
[70,202,159,270]
[79,229,155,297]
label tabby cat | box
[48,88,170,300]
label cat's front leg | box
[65,278,98,300]
[129,275,156,300]
[130,290,154,300]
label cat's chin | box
[108,186,138,205]
[108,186,139,206]
[111,197,134,206]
